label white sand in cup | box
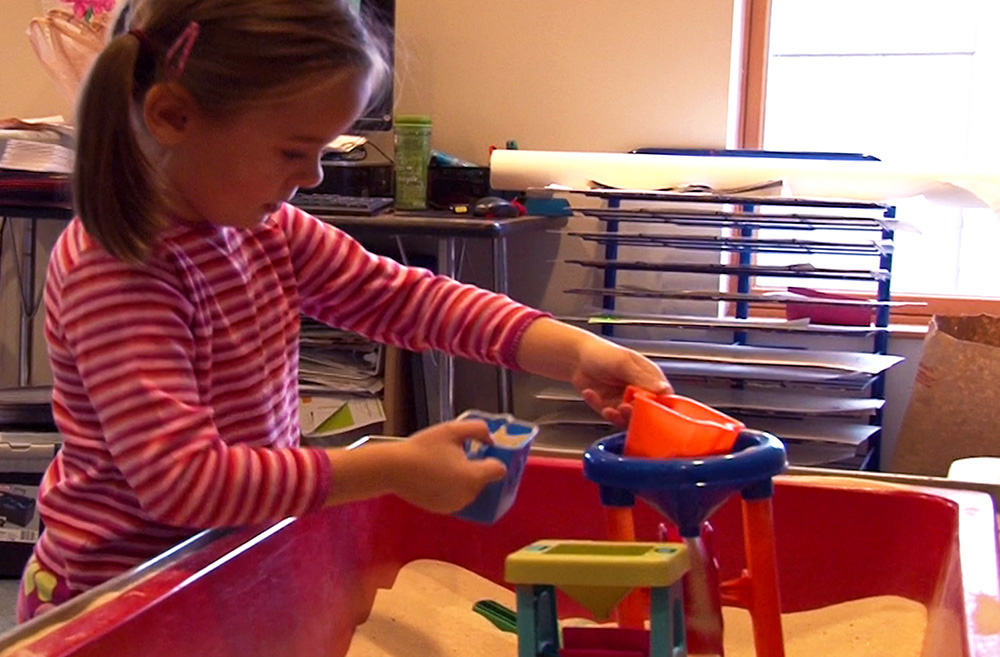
[468,425,529,452]
[490,425,528,447]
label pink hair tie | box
[165,21,200,80]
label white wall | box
[393,0,737,159]
[1,1,76,119]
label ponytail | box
[73,33,162,264]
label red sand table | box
[0,456,996,657]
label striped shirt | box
[36,204,544,592]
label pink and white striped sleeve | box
[282,205,548,369]
[53,256,331,529]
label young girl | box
[17,0,671,622]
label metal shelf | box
[548,170,903,470]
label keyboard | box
[291,193,394,216]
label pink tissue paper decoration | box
[27,1,117,104]
[61,0,117,21]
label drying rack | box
[535,152,908,469]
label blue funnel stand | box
[583,430,788,537]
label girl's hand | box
[515,318,672,428]
[573,339,672,426]
[390,420,507,514]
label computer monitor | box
[348,0,395,133]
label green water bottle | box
[394,114,432,210]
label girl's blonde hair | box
[74,0,390,263]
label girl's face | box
[159,70,370,229]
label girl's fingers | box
[614,403,633,426]
[472,458,507,483]
[430,419,491,445]
[580,388,604,412]
[602,406,627,427]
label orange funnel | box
[623,386,744,459]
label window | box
[742,0,1000,322]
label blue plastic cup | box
[453,410,539,524]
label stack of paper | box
[299,318,383,395]
[0,117,74,174]
[298,318,385,439]
[299,395,385,439]
[531,331,904,466]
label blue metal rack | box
[556,151,900,470]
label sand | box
[346,559,927,657]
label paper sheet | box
[0,139,73,174]
[299,395,385,437]
[490,149,1000,213]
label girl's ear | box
[142,83,198,147]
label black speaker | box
[314,161,394,198]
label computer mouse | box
[472,196,520,218]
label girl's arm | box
[284,206,545,370]
[323,420,506,513]
[515,317,672,425]
[323,318,670,513]
[285,207,670,422]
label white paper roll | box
[489,149,1000,212]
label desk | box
[0,173,73,387]
[0,177,568,421]
[313,210,568,423]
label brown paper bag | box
[892,314,1000,476]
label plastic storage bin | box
[0,431,61,577]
